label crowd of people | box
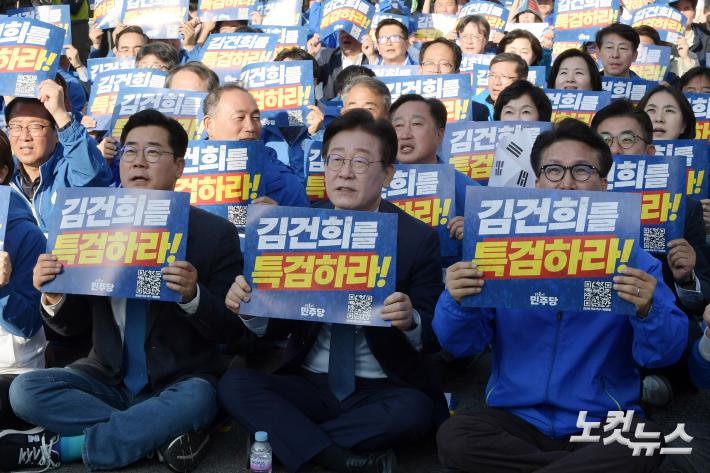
[1,0,710,472]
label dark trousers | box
[437,408,664,473]
[0,375,31,430]
[218,368,436,473]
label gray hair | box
[341,76,392,111]
[202,82,250,117]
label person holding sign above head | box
[5,79,112,233]
[434,118,688,473]
[591,100,707,406]
[7,110,243,472]
[202,84,309,207]
[597,23,641,79]
[219,110,446,473]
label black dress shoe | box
[344,449,397,473]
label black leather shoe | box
[344,449,397,473]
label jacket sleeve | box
[689,335,710,389]
[41,294,92,337]
[628,250,689,368]
[58,119,113,188]
[261,152,309,207]
[432,289,495,358]
[0,221,46,338]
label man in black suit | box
[219,110,446,473]
[318,30,370,100]
[5,110,242,472]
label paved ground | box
[55,352,709,472]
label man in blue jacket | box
[7,79,113,232]
[434,118,688,472]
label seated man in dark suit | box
[218,110,446,473]
[4,110,242,472]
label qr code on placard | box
[643,227,666,253]
[15,75,37,96]
[227,205,248,227]
[583,281,612,311]
[287,109,305,126]
[136,269,162,297]
[346,294,373,323]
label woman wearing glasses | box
[637,85,697,140]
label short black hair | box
[490,52,529,80]
[334,65,375,97]
[493,80,552,121]
[274,47,320,83]
[634,25,661,45]
[120,109,188,159]
[637,84,697,140]
[0,129,12,185]
[595,23,640,52]
[456,15,490,40]
[496,29,543,66]
[165,61,220,92]
[136,42,179,71]
[115,26,148,49]
[547,48,603,91]
[323,109,397,167]
[419,37,463,72]
[680,66,710,90]
[375,18,409,39]
[590,99,654,144]
[389,94,448,129]
[531,118,613,178]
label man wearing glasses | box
[363,19,414,66]
[6,79,112,233]
[592,100,709,408]
[10,109,242,472]
[434,118,686,473]
[219,110,446,473]
[473,52,529,121]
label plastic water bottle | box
[250,431,272,473]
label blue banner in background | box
[380,74,472,123]
[9,5,71,46]
[319,0,375,43]
[653,139,709,198]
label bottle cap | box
[255,431,268,442]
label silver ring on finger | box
[636,287,641,297]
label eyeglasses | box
[324,155,382,174]
[420,61,455,73]
[459,33,484,42]
[121,145,174,163]
[377,34,404,45]
[7,123,52,137]
[540,164,599,182]
[488,73,518,83]
[598,131,647,150]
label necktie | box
[328,323,356,401]
[123,299,148,394]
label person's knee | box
[437,415,475,467]
[179,377,218,425]
[385,390,434,438]
[217,368,263,408]
[8,371,46,420]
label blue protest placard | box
[380,74,472,123]
[460,53,494,72]
[554,0,620,42]
[551,30,587,62]
[0,187,10,252]
[0,17,64,97]
[441,121,552,185]
[601,77,656,104]
[462,186,641,315]
[472,64,546,95]
[382,164,457,258]
[371,11,410,34]
[9,5,72,46]
[87,56,135,82]
[654,139,709,198]
[304,141,326,202]
[366,64,419,78]
[242,205,397,326]
[410,13,458,42]
[198,0,254,21]
[238,61,315,128]
[174,141,265,237]
[458,1,509,35]
[631,43,671,81]
[545,89,612,125]
[43,188,190,301]
[93,0,124,29]
[120,0,189,39]
[88,69,167,131]
[319,0,375,43]
[248,0,302,26]
[196,33,278,83]
[686,92,710,140]
[258,25,308,51]
[607,155,686,254]
[626,5,687,43]
[109,87,206,140]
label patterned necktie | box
[123,299,148,394]
[328,323,356,401]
